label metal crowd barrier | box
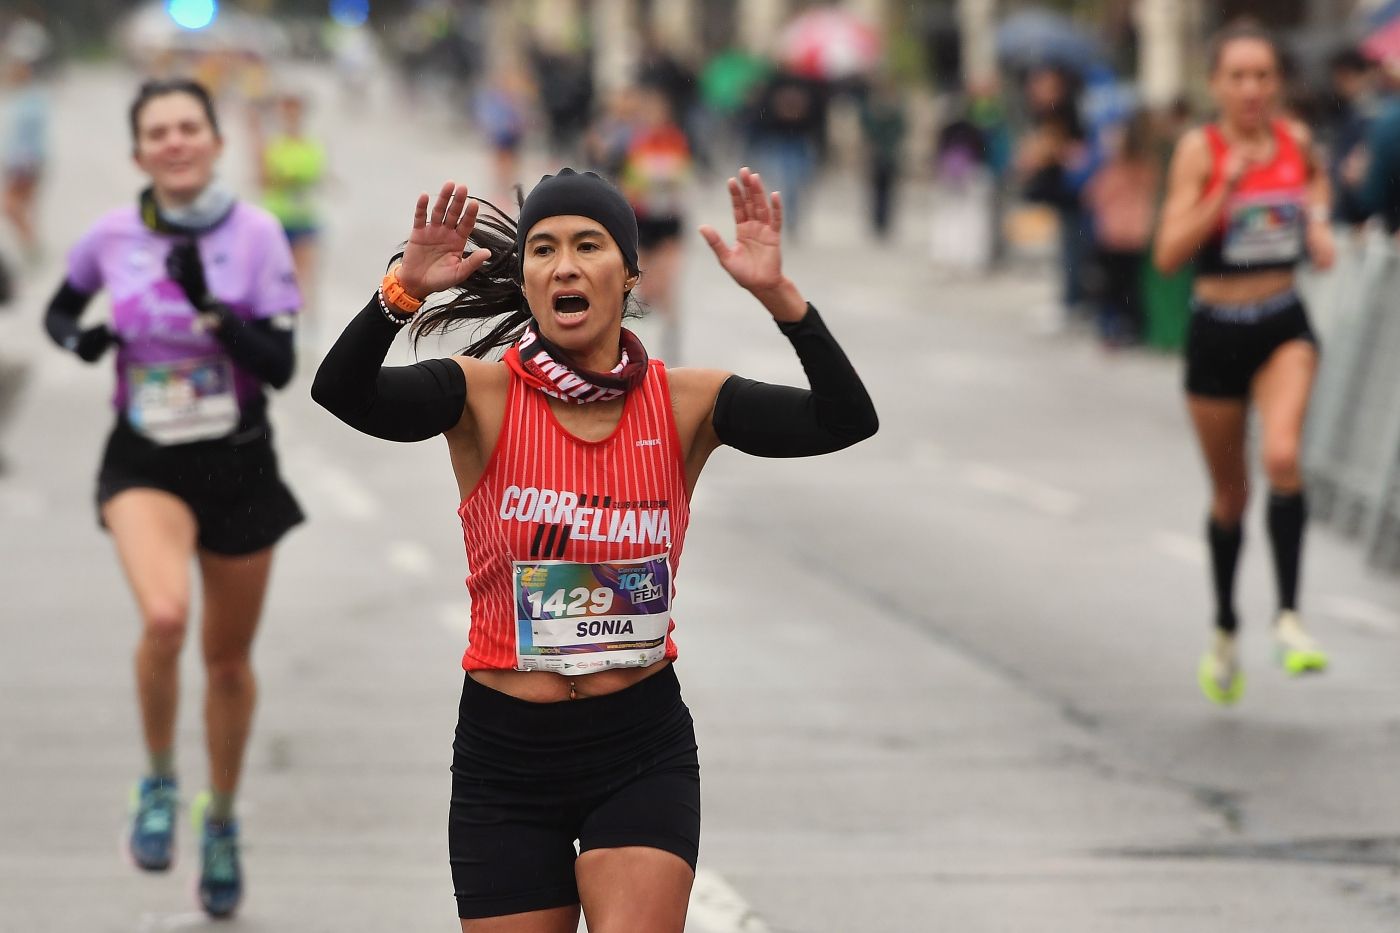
[1303,228,1400,572]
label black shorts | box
[448,663,700,920]
[636,216,683,250]
[96,418,304,556]
[1185,291,1318,399]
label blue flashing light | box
[330,0,370,27]
[168,0,218,31]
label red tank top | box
[456,361,690,672]
[1196,119,1309,276]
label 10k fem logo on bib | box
[513,554,671,674]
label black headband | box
[515,168,639,274]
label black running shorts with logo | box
[96,417,304,556]
[448,662,701,920]
[1185,290,1318,399]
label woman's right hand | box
[397,181,492,300]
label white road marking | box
[578,869,769,933]
[960,463,1081,517]
[292,444,381,521]
[1152,531,1207,567]
[316,465,381,521]
[1317,595,1400,633]
[386,539,434,577]
[687,868,773,932]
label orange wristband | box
[380,265,425,315]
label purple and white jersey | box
[66,201,300,416]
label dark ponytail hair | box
[403,193,644,359]
[129,78,221,146]
[1208,20,1282,75]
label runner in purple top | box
[66,198,300,424]
[41,79,302,919]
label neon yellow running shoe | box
[1274,610,1328,675]
[1198,631,1245,706]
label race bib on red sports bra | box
[1222,190,1305,266]
[513,554,671,674]
[126,356,239,445]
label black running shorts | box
[1185,291,1318,400]
[96,417,304,556]
[448,663,701,920]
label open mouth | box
[552,292,590,320]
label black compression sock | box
[1207,518,1243,632]
[1267,490,1307,613]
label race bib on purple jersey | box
[126,355,239,445]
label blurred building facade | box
[472,0,1392,103]
[16,0,1397,106]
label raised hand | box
[699,168,806,322]
[699,167,786,294]
[397,181,493,299]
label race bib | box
[513,554,671,674]
[127,356,240,445]
[1222,191,1305,266]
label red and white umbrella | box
[1363,16,1400,66]
[777,8,882,81]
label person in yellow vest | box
[258,93,325,335]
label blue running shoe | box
[192,792,243,918]
[128,776,177,871]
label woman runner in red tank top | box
[1153,23,1335,707]
[313,167,876,930]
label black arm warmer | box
[43,280,95,349]
[311,293,467,443]
[206,305,295,389]
[712,304,878,457]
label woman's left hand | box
[1308,219,1337,271]
[699,168,806,322]
[699,167,787,293]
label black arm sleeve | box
[310,293,467,443]
[712,304,878,457]
[43,280,95,349]
[206,306,296,389]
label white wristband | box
[376,287,414,326]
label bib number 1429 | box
[525,586,614,618]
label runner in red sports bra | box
[1153,23,1335,709]
[1195,118,1309,276]
[313,166,876,931]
